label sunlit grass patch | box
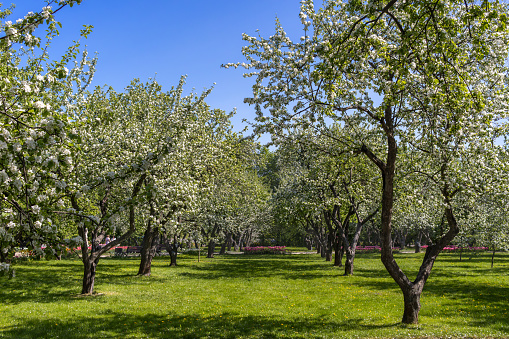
[0,251,507,338]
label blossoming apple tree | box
[273,125,380,272]
[136,100,235,274]
[0,0,92,275]
[229,0,509,323]
[62,77,219,294]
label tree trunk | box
[399,231,406,249]
[325,231,333,261]
[207,239,215,258]
[163,235,179,267]
[305,236,312,250]
[233,232,242,252]
[333,242,343,267]
[491,249,495,268]
[245,229,253,247]
[361,108,425,324]
[325,251,332,261]
[0,251,11,264]
[226,232,233,251]
[81,257,99,294]
[320,244,326,258]
[169,244,178,266]
[402,286,422,324]
[138,225,159,276]
[344,249,355,275]
[219,242,227,255]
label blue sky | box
[8,1,308,138]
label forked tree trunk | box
[360,108,459,324]
[169,243,178,266]
[324,207,349,268]
[244,229,253,247]
[226,232,233,251]
[76,173,146,295]
[320,244,326,258]
[233,232,242,252]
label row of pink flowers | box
[355,245,489,252]
[243,246,287,255]
[441,246,488,252]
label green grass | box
[0,251,508,338]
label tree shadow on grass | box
[0,258,167,305]
[348,265,509,332]
[0,311,404,339]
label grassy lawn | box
[0,251,508,338]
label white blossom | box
[31,205,41,214]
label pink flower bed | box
[243,246,287,255]
[442,246,488,252]
[356,246,400,252]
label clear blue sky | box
[8,1,307,138]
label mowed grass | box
[0,251,508,339]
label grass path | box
[0,251,508,338]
